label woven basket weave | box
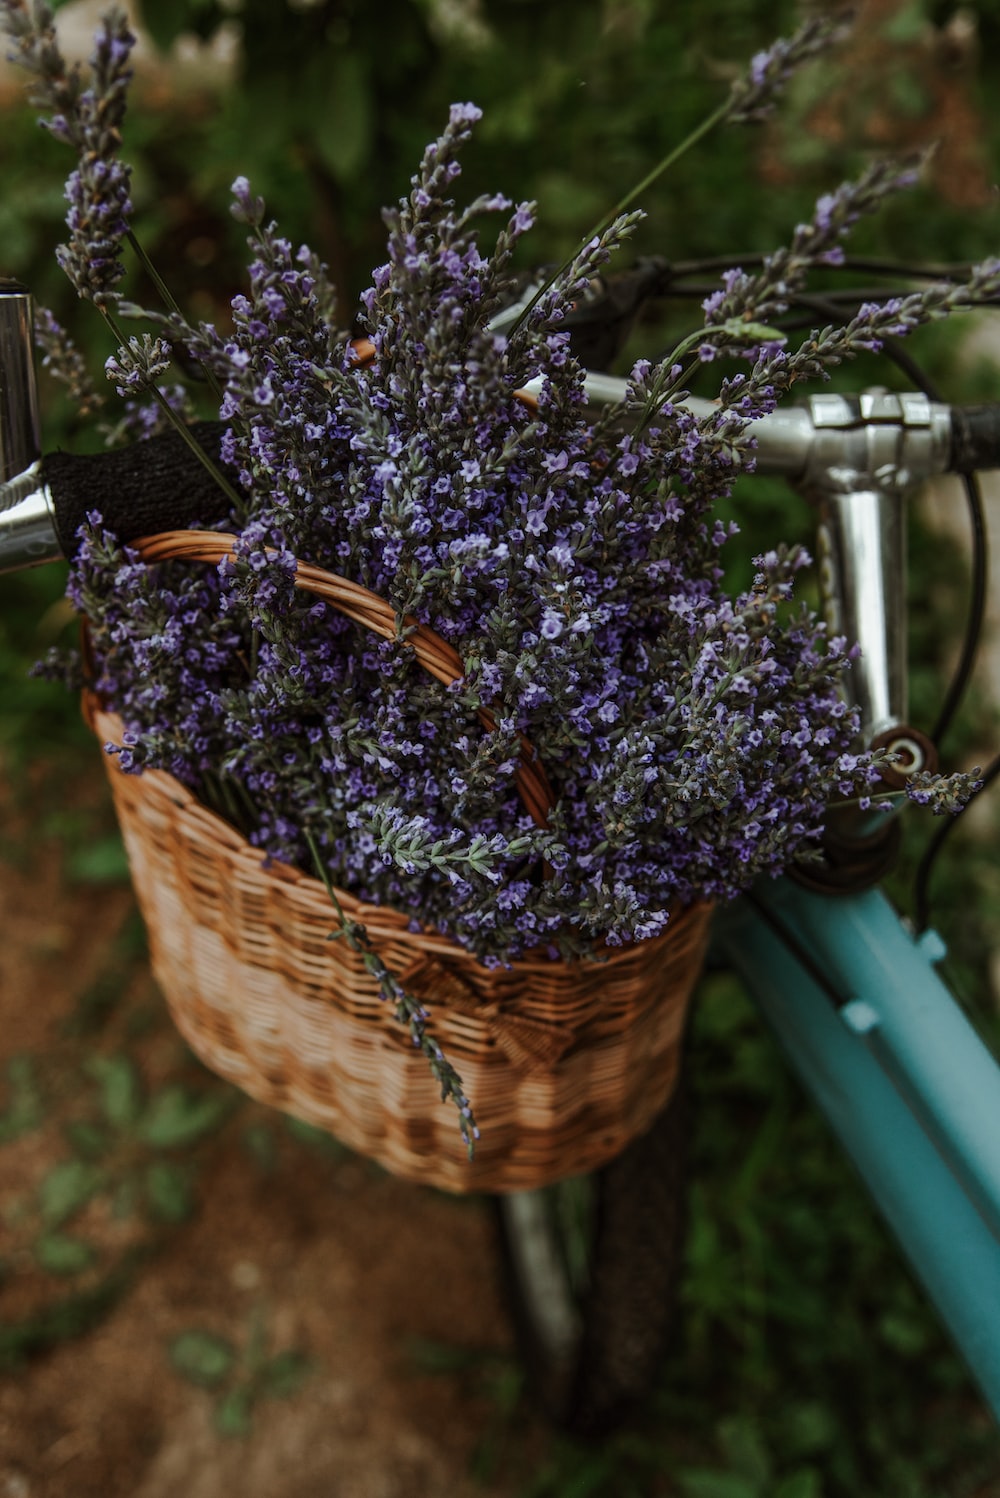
[82,531,713,1193]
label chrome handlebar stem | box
[553,374,953,755]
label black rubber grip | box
[42,420,242,556]
[950,405,1000,474]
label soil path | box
[0,755,542,1498]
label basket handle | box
[128,529,556,830]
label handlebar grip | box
[950,405,1000,474]
[43,419,240,555]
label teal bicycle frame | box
[714,878,1000,1420]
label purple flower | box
[2,4,137,305]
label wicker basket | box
[82,531,713,1194]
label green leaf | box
[774,1471,823,1498]
[113,1177,139,1221]
[284,1116,348,1160]
[63,1120,112,1161]
[718,1415,772,1484]
[678,1474,761,1498]
[782,1401,837,1458]
[38,1161,103,1227]
[170,1329,237,1388]
[144,1161,195,1224]
[878,1308,930,1356]
[242,1122,278,1173]
[888,70,932,120]
[880,0,930,45]
[405,1336,487,1375]
[719,319,785,345]
[0,1055,43,1142]
[260,1349,313,1399]
[35,1232,97,1276]
[214,1384,255,1438]
[311,50,373,184]
[138,1087,232,1149]
[66,835,130,884]
[87,1054,142,1130]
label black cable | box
[664,253,982,284]
[876,349,988,752]
[644,286,1000,316]
[929,470,988,747]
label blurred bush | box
[2,0,998,374]
[1,0,998,768]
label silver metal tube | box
[537,370,818,475]
[0,467,61,572]
[0,283,40,484]
[0,473,60,572]
[816,487,907,742]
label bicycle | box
[3,256,1000,1445]
[494,277,1000,1434]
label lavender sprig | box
[33,304,104,417]
[2,0,246,519]
[304,830,478,1157]
[701,155,926,336]
[728,10,855,124]
[716,255,1000,421]
[2,0,135,308]
[512,13,853,337]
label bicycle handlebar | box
[950,403,1000,473]
[0,422,239,570]
[3,374,999,569]
[3,259,1000,576]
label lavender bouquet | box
[4,3,992,1149]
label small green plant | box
[169,1308,314,1436]
[0,1056,44,1144]
[0,1040,239,1369]
[57,1052,238,1226]
[62,908,150,1038]
[674,1415,825,1498]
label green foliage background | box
[1,0,1000,1491]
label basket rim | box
[119,528,556,830]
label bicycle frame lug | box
[917,928,948,965]
[840,998,881,1036]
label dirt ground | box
[0,751,548,1498]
